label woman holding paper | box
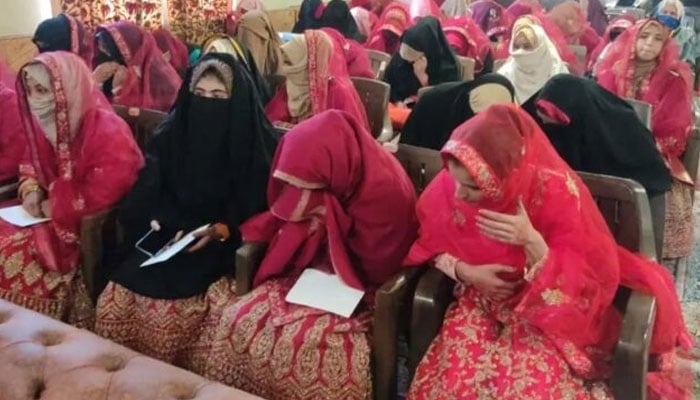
[0,51,143,328]
[95,53,278,374]
[205,110,418,400]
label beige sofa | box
[0,299,262,400]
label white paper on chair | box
[0,205,50,227]
[285,269,365,318]
[140,224,210,267]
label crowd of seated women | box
[0,0,696,399]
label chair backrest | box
[350,77,390,139]
[568,45,587,69]
[624,98,652,129]
[113,105,168,151]
[366,49,391,81]
[394,144,444,194]
[416,86,433,99]
[683,128,700,192]
[493,58,507,72]
[578,171,657,260]
[605,7,647,20]
[457,56,476,81]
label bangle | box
[213,223,230,242]
[19,182,42,200]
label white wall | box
[0,0,53,37]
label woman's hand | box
[413,56,429,87]
[22,190,44,217]
[93,61,120,84]
[188,226,223,253]
[456,262,522,301]
[476,200,538,246]
[40,200,51,218]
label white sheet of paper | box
[0,205,50,227]
[140,224,210,267]
[285,269,365,318]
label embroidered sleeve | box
[434,253,459,281]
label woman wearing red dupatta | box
[153,28,190,78]
[93,22,181,112]
[443,17,493,73]
[33,13,93,66]
[366,2,412,55]
[547,1,601,65]
[406,104,691,400]
[587,15,635,74]
[0,60,15,88]
[264,30,369,130]
[0,81,24,182]
[597,19,695,266]
[505,0,545,20]
[0,51,142,327]
[206,110,417,400]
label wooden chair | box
[568,44,587,69]
[235,145,432,400]
[409,171,657,400]
[625,98,652,129]
[350,77,391,139]
[366,49,391,81]
[113,105,168,152]
[457,56,476,81]
[493,58,507,71]
[683,128,700,202]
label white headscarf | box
[280,34,311,119]
[497,24,569,104]
[23,63,57,146]
[441,0,470,18]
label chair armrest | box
[371,267,424,400]
[408,268,456,379]
[610,288,656,400]
[0,177,18,203]
[79,208,118,300]
[235,242,267,296]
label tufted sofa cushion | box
[0,300,262,400]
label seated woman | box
[93,22,181,112]
[443,17,493,74]
[202,34,272,104]
[406,104,691,400]
[385,16,461,104]
[293,0,325,33]
[497,19,568,111]
[547,1,601,66]
[365,2,412,55]
[400,73,515,149]
[535,74,672,198]
[505,0,545,20]
[351,6,377,42]
[235,10,282,80]
[596,19,694,266]
[0,51,143,327]
[320,27,375,78]
[319,0,365,42]
[0,79,25,182]
[153,28,190,78]
[655,0,698,66]
[587,15,635,75]
[33,13,92,65]
[95,53,278,374]
[470,0,511,58]
[205,109,418,400]
[265,30,369,129]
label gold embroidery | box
[3,251,24,279]
[541,288,569,306]
[22,260,43,286]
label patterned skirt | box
[0,223,94,329]
[408,291,612,400]
[94,276,236,375]
[205,278,373,400]
[663,181,694,259]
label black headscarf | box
[536,74,671,196]
[293,0,324,33]
[33,14,71,53]
[318,0,364,42]
[401,73,515,149]
[111,53,279,299]
[384,16,462,102]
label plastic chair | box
[366,49,391,81]
[457,56,476,81]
